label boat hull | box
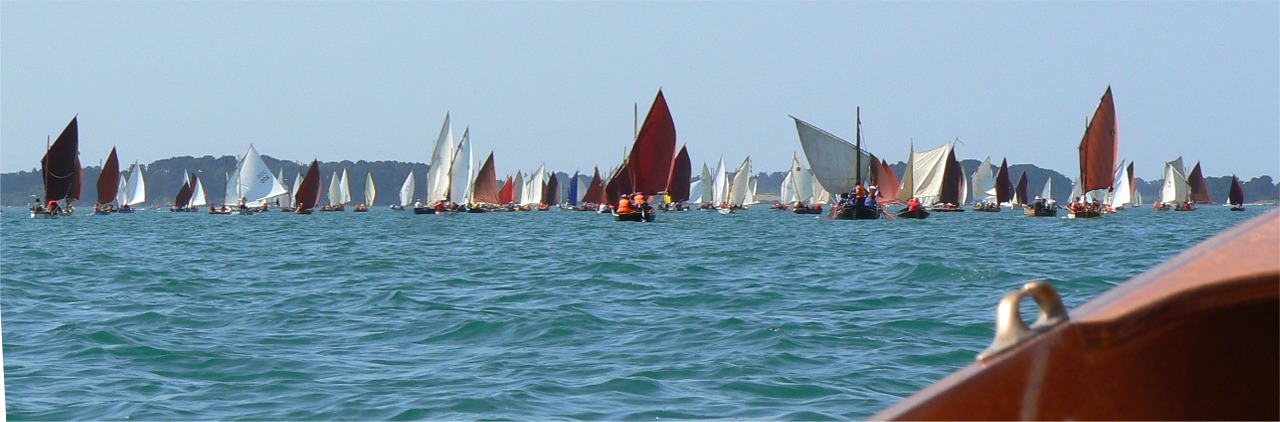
[896,208,930,219]
[1024,207,1058,217]
[1068,210,1102,218]
[872,210,1280,421]
[832,205,879,220]
[793,207,824,215]
[613,211,655,222]
[412,207,436,215]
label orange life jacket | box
[617,198,634,213]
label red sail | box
[1229,175,1244,206]
[995,158,1013,204]
[1015,172,1029,205]
[472,152,500,204]
[939,149,964,205]
[42,116,82,202]
[97,147,120,205]
[606,162,631,206]
[498,175,514,204]
[1188,162,1211,203]
[1126,161,1136,201]
[173,182,193,208]
[294,159,322,212]
[582,167,605,204]
[627,90,677,195]
[875,158,901,204]
[543,174,559,205]
[666,145,692,202]
[1078,86,1118,193]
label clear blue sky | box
[3,1,1277,181]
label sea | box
[1,204,1270,420]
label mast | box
[856,107,861,188]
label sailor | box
[616,195,634,213]
[865,188,878,207]
[907,197,921,212]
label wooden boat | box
[421,113,456,214]
[792,109,880,220]
[896,207,930,219]
[872,209,1279,421]
[354,171,375,212]
[32,116,82,218]
[94,147,120,214]
[1013,171,1029,209]
[793,204,824,215]
[292,159,321,214]
[1228,175,1245,211]
[1024,204,1058,217]
[608,89,677,222]
[666,146,692,207]
[170,181,193,212]
[896,140,962,214]
[972,203,1000,212]
[395,170,415,211]
[470,152,501,210]
[1187,161,1212,204]
[1071,86,1118,219]
[225,144,289,211]
[118,161,146,213]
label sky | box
[3,1,1277,181]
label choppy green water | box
[1,205,1267,420]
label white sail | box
[812,178,831,204]
[711,156,729,206]
[425,113,455,204]
[688,179,704,204]
[277,168,292,208]
[1111,160,1132,208]
[1161,156,1187,204]
[896,144,916,203]
[1069,177,1082,201]
[744,175,759,206]
[791,116,873,196]
[229,144,288,203]
[339,168,352,205]
[449,127,473,204]
[789,153,815,204]
[512,171,524,205]
[364,172,376,206]
[116,171,129,206]
[189,176,207,207]
[322,170,337,204]
[727,156,752,207]
[522,164,546,205]
[1040,178,1052,201]
[901,143,953,207]
[125,162,146,206]
[971,156,995,203]
[697,163,714,205]
[959,173,969,205]
[291,170,303,208]
[779,171,795,204]
[398,170,415,207]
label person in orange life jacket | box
[907,197,921,212]
[617,195,634,213]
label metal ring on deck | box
[977,281,1069,361]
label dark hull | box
[466,208,488,213]
[413,207,436,215]
[1231,205,1245,211]
[932,207,964,212]
[832,205,879,220]
[1024,207,1058,217]
[793,207,824,215]
[1070,210,1102,218]
[613,211,655,222]
[293,209,313,215]
[897,208,930,219]
[972,206,1001,212]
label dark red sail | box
[294,159,321,212]
[1015,172,1029,205]
[1188,162,1211,203]
[875,158,901,204]
[97,147,120,205]
[627,90,677,195]
[582,167,605,204]
[542,174,559,205]
[499,175,514,204]
[606,162,631,206]
[938,149,964,205]
[1125,161,1136,201]
[173,182,193,208]
[42,116,82,202]
[1229,175,1244,206]
[472,152,500,205]
[1078,86,1118,193]
[995,158,1013,204]
[666,145,692,202]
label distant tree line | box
[3,156,1277,206]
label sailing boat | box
[1068,86,1118,218]
[665,145,692,210]
[1013,172,1029,209]
[119,161,146,213]
[447,127,474,210]
[467,152,500,212]
[189,173,208,210]
[393,170,414,211]
[354,172,375,212]
[33,116,81,217]
[896,141,964,216]
[416,113,454,214]
[94,147,121,215]
[970,156,995,208]
[225,144,288,214]
[613,89,677,222]
[975,158,1011,212]
[293,160,322,214]
[718,156,752,215]
[1228,175,1245,211]
[581,168,606,211]
[790,108,878,220]
[170,178,193,212]
[1026,175,1060,217]
[1179,161,1211,211]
